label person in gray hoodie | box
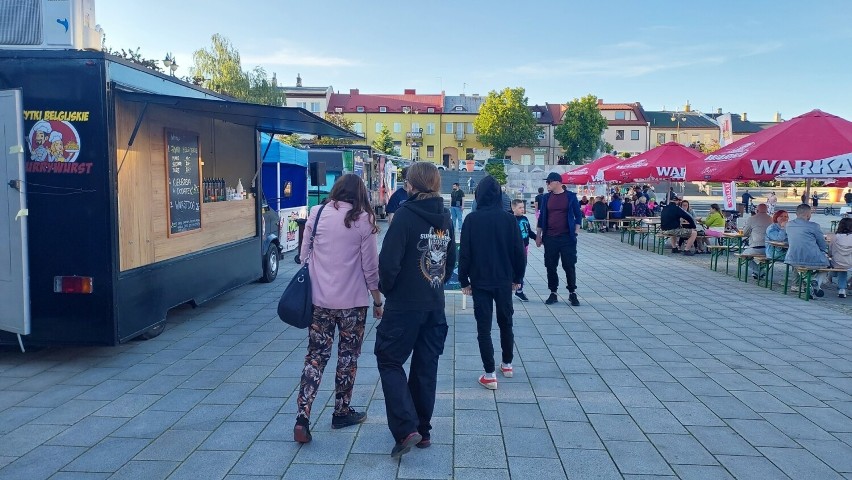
[785,204,830,295]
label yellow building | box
[441,95,490,168]
[327,89,443,164]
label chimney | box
[472,93,479,97]
[774,112,782,122]
[597,99,604,105]
[350,88,359,95]
[296,73,302,87]
[717,108,723,114]
[272,72,277,87]
[684,101,691,112]
[741,112,748,122]
[404,89,416,95]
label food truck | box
[0,49,360,347]
[260,133,309,254]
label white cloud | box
[243,46,361,68]
[509,41,783,79]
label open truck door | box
[0,89,30,344]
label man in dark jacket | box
[661,198,698,255]
[536,172,584,306]
[377,162,455,457]
[459,176,526,390]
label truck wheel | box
[139,321,165,340]
[262,245,279,283]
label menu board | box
[165,129,201,235]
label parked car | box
[458,161,485,171]
[486,158,515,167]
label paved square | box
[1,229,851,479]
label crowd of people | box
[290,168,851,460]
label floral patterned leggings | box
[296,306,367,422]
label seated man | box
[592,196,608,231]
[785,204,830,293]
[742,203,773,278]
[661,197,697,256]
[608,194,623,230]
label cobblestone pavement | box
[1,229,851,479]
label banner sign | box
[722,181,737,210]
[718,113,733,147]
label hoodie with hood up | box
[379,195,456,311]
[458,176,526,288]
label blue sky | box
[98,0,852,121]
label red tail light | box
[54,276,94,294]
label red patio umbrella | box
[686,109,852,182]
[601,142,705,183]
[561,155,621,184]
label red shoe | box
[391,432,422,458]
[478,374,497,390]
[500,363,514,378]
[293,424,312,444]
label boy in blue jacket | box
[511,199,537,302]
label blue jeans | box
[450,206,463,233]
[835,270,849,291]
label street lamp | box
[162,53,178,77]
[670,113,687,145]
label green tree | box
[315,113,357,145]
[276,134,303,148]
[484,164,507,185]
[190,34,284,106]
[473,87,540,159]
[554,94,609,165]
[102,35,162,72]
[372,126,396,154]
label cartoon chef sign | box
[28,119,81,163]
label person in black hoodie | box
[376,161,455,459]
[459,176,526,390]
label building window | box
[537,130,546,140]
[296,102,307,109]
[466,123,474,134]
[402,106,411,113]
[533,111,541,119]
[427,107,435,113]
[466,148,474,159]
[615,130,625,140]
[393,141,401,155]
[631,130,640,140]
[353,122,363,133]
[393,122,401,133]
[427,145,434,158]
[534,154,545,165]
[520,154,532,165]
[376,122,383,133]
[334,107,343,113]
[411,122,420,132]
[445,123,454,134]
[671,134,677,142]
[426,123,435,135]
[379,106,387,113]
[310,102,321,113]
[615,111,626,120]
[657,133,666,145]
[356,106,365,113]
[454,105,464,111]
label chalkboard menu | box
[165,129,202,235]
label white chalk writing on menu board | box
[165,130,201,235]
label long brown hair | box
[406,162,441,201]
[327,173,378,233]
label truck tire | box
[262,244,279,283]
[139,321,166,340]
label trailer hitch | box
[8,179,21,191]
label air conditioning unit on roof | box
[0,0,103,50]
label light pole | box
[162,53,178,77]
[670,113,687,145]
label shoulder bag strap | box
[303,204,327,265]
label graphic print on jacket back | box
[418,227,451,287]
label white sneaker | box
[840,289,847,299]
[500,363,514,378]
[478,374,497,390]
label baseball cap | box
[545,172,562,183]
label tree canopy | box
[191,34,284,106]
[102,36,161,72]
[553,94,609,165]
[372,125,396,154]
[473,87,540,159]
[314,113,358,145]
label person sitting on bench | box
[742,204,773,279]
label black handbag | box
[277,204,326,328]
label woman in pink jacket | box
[294,174,383,443]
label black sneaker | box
[682,251,695,256]
[515,291,529,302]
[416,434,431,449]
[545,293,558,305]
[391,432,422,458]
[331,409,367,429]
[671,248,680,253]
[568,292,580,306]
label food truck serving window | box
[165,129,202,235]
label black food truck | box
[0,50,361,347]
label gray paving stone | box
[726,418,799,448]
[502,427,558,458]
[796,406,852,433]
[0,423,66,456]
[199,421,265,451]
[134,429,209,462]
[759,447,843,480]
[46,416,127,447]
[588,413,646,441]
[507,456,565,480]
[671,464,736,480]
[731,390,796,413]
[282,462,342,480]
[0,444,85,479]
[558,448,621,479]
[171,404,236,431]
[108,460,179,480]
[93,394,161,418]
[663,401,725,427]
[63,437,149,473]
[110,410,183,439]
[49,472,110,479]
[626,407,688,434]
[604,440,674,476]
[397,443,452,479]
[339,453,400,480]
[761,412,836,440]
[167,450,242,480]
[546,421,604,450]
[537,397,587,422]
[686,425,760,456]
[454,434,507,469]
[455,409,501,435]
[797,438,852,473]
[31,400,105,426]
[575,390,626,415]
[453,467,511,480]
[292,430,355,464]
[497,402,545,428]
[697,394,762,420]
[647,433,717,466]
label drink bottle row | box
[203,178,226,203]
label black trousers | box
[472,286,514,373]
[375,309,449,442]
[543,234,578,293]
